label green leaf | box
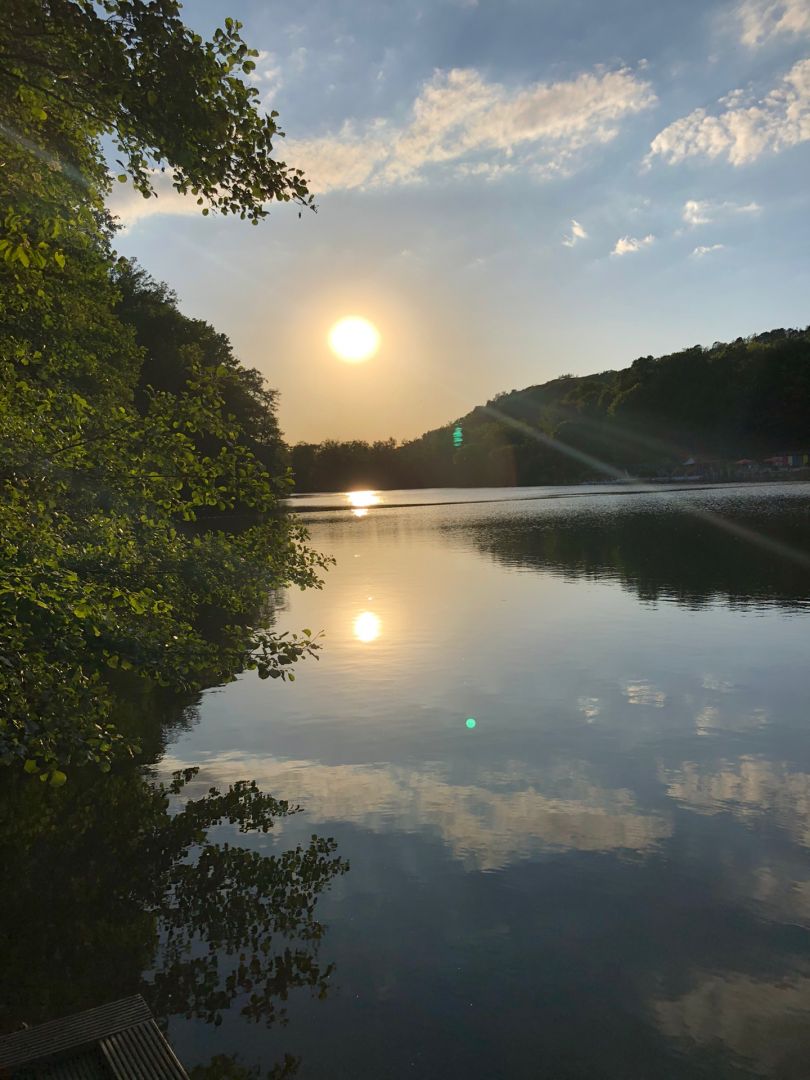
[23,759,39,774]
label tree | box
[0,1,327,776]
[0,0,312,235]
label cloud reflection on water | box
[656,972,810,1080]
[161,753,671,870]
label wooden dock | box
[0,995,189,1078]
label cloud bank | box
[737,0,810,46]
[290,65,656,193]
[648,59,810,166]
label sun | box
[328,316,380,363]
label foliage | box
[0,763,347,1073]
[115,263,290,477]
[0,1,327,775]
[290,327,810,492]
[0,0,312,240]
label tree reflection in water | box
[0,763,348,1077]
[464,496,810,609]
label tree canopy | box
[0,1,324,778]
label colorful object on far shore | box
[453,425,463,448]
[466,717,477,729]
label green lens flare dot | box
[465,718,477,729]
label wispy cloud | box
[612,234,655,256]
[562,218,588,246]
[737,0,810,46]
[682,198,761,225]
[648,59,810,166]
[246,50,284,102]
[692,243,725,256]
[107,171,205,229]
[290,65,656,193]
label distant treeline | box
[291,327,810,491]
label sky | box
[109,0,810,443]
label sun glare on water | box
[353,611,381,643]
[348,490,380,509]
[329,316,380,362]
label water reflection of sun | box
[348,490,380,508]
[348,490,380,517]
[353,611,381,643]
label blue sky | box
[110,0,810,442]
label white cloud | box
[562,218,588,246]
[691,243,725,256]
[289,65,655,193]
[246,50,284,97]
[107,171,206,229]
[737,0,810,46]
[648,58,810,166]
[683,198,713,225]
[682,197,761,224]
[612,234,656,256]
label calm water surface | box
[152,485,810,1075]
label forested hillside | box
[291,327,810,491]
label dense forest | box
[290,327,810,491]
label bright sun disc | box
[328,316,380,363]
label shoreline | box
[284,476,810,514]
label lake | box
[7,482,810,1078]
[163,481,810,1079]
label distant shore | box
[284,475,810,513]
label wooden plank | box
[24,1048,110,1078]
[0,997,150,1070]
[99,1021,188,1080]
